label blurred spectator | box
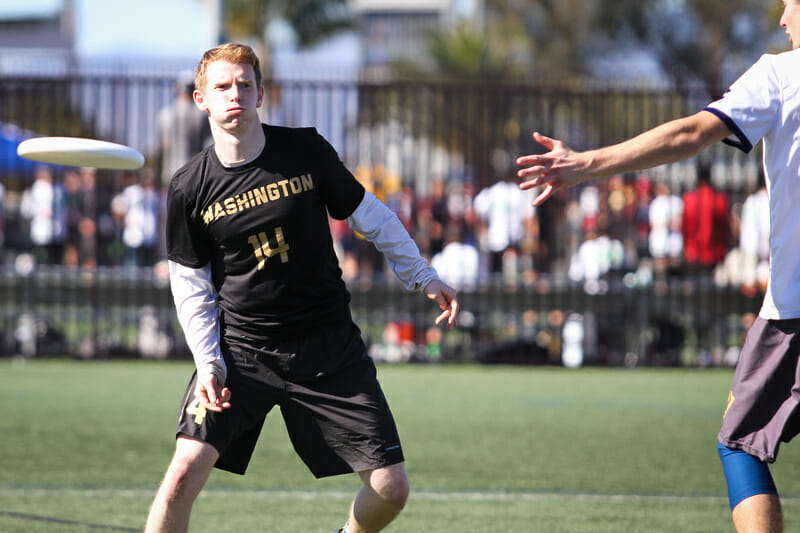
[473,180,535,274]
[430,227,481,289]
[73,167,115,269]
[579,184,600,234]
[426,178,449,255]
[632,176,653,258]
[20,165,67,264]
[567,231,625,290]
[157,70,210,187]
[111,169,161,267]
[62,169,83,267]
[648,181,683,274]
[0,180,5,260]
[682,162,730,271]
[445,180,477,245]
[739,182,770,294]
[409,178,448,258]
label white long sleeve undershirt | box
[347,191,439,291]
[168,260,226,384]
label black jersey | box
[166,125,365,344]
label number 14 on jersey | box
[248,226,290,270]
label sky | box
[0,0,358,76]
[75,0,220,59]
[0,0,220,60]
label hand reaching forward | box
[196,372,232,412]
[516,132,593,206]
[424,279,458,329]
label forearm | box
[347,191,439,291]
[168,260,226,384]
[584,111,730,179]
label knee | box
[376,475,410,511]
[159,450,214,505]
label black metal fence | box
[0,72,766,366]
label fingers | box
[436,296,458,329]
[532,183,556,206]
[532,131,556,148]
[197,375,231,412]
[431,288,458,330]
[424,280,459,329]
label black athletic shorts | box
[718,316,800,463]
[175,320,405,477]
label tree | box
[639,0,775,96]
[224,0,353,77]
[390,22,513,81]
[453,0,778,92]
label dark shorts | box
[175,321,404,477]
[718,316,800,463]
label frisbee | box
[17,136,145,170]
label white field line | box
[2,487,800,505]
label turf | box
[1,360,799,532]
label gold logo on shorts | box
[186,398,207,425]
[723,391,735,419]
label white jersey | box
[705,48,800,319]
[473,181,535,252]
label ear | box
[193,89,208,113]
[256,85,264,109]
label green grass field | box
[2,360,799,532]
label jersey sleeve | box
[310,129,365,220]
[166,178,212,268]
[704,54,781,154]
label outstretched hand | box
[424,279,458,329]
[516,132,591,206]
[196,372,232,413]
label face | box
[780,0,800,49]
[193,60,263,132]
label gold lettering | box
[289,177,302,194]
[723,391,735,419]
[202,176,314,226]
[267,183,280,201]
[248,234,267,270]
[253,186,268,205]
[277,179,290,196]
[248,226,290,270]
[224,197,237,215]
[202,207,215,224]
[186,398,207,425]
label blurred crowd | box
[0,149,769,304]
[330,159,769,301]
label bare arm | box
[516,110,732,206]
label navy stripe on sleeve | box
[703,107,753,153]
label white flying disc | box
[17,136,145,170]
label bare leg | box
[732,493,783,533]
[144,436,219,533]
[346,462,410,533]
